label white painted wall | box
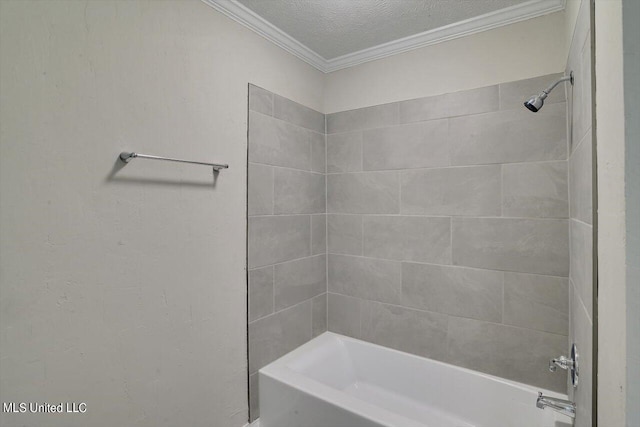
[0,1,322,426]
[323,11,568,113]
[594,0,627,425]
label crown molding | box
[202,0,565,74]
[201,0,327,71]
[324,0,566,72]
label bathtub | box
[257,332,573,427]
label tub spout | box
[536,392,576,418]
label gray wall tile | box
[249,266,274,322]
[248,300,312,374]
[503,161,569,218]
[249,373,259,422]
[445,86,500,117]
[249,111,311,170]
[312,293,327,337]
[401,165,501,216]
[248,163,274,216]
[447,317,567,392]
[249,84,273,116]
[449,102,567,165]
[311,214,327,255]
[248,88,326,418]
[362,120,449,170]
[399,86,499,123]
[569,130,593,224]
[401,263,503,322]
[248,215,310,268]
[274,255,326,311]
[327,172,399,214]
[327,131,362,173]
[274,94,324,133]
[499,73,566,110]
[328,254,401,304]
[327,214,363,255]
[570,219,593,319]
[568,23,592,149]
[327,103,399,134]
[327,293,362,338]
[274,168,325,214]
[310,132,326,173]
[364,216,451,264]
[503,272,568,335]
[361,301,449,361]
[399,95,443,123]
[452,218,569,276]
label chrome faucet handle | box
[548,344,580,388]
[549,355,574,372]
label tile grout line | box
[324,158,570,175]
[251,289,323,325]
[500,164,504,217]
[271,265,275,320]
[249,253,326,272]
[450,216,454,266]
[571,216,594,228]
[258,212,571,221]
[501,271,505,325]
[249,161,325,176]
[271,166,275,215]
[251,107,324,135]
[325,115,329,333]
[323,252,570,279]
[398,169,402,215]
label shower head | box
[523,72,573,112]
[524,93,547,112]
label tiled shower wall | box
[247,74,574,418]
[566,0,594,425]
[247,85,327,421]
[325,75,570,393]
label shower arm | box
[541,72,574,97]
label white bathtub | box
[257,332,573,427]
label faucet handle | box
[549,355,574,372]
[548,344,580,388]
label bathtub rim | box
[261,331,568,398]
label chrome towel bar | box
[119,152,229,172]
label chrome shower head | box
[524,72,573,112]
[524,92,547,112]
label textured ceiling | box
[235,0,528,59]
